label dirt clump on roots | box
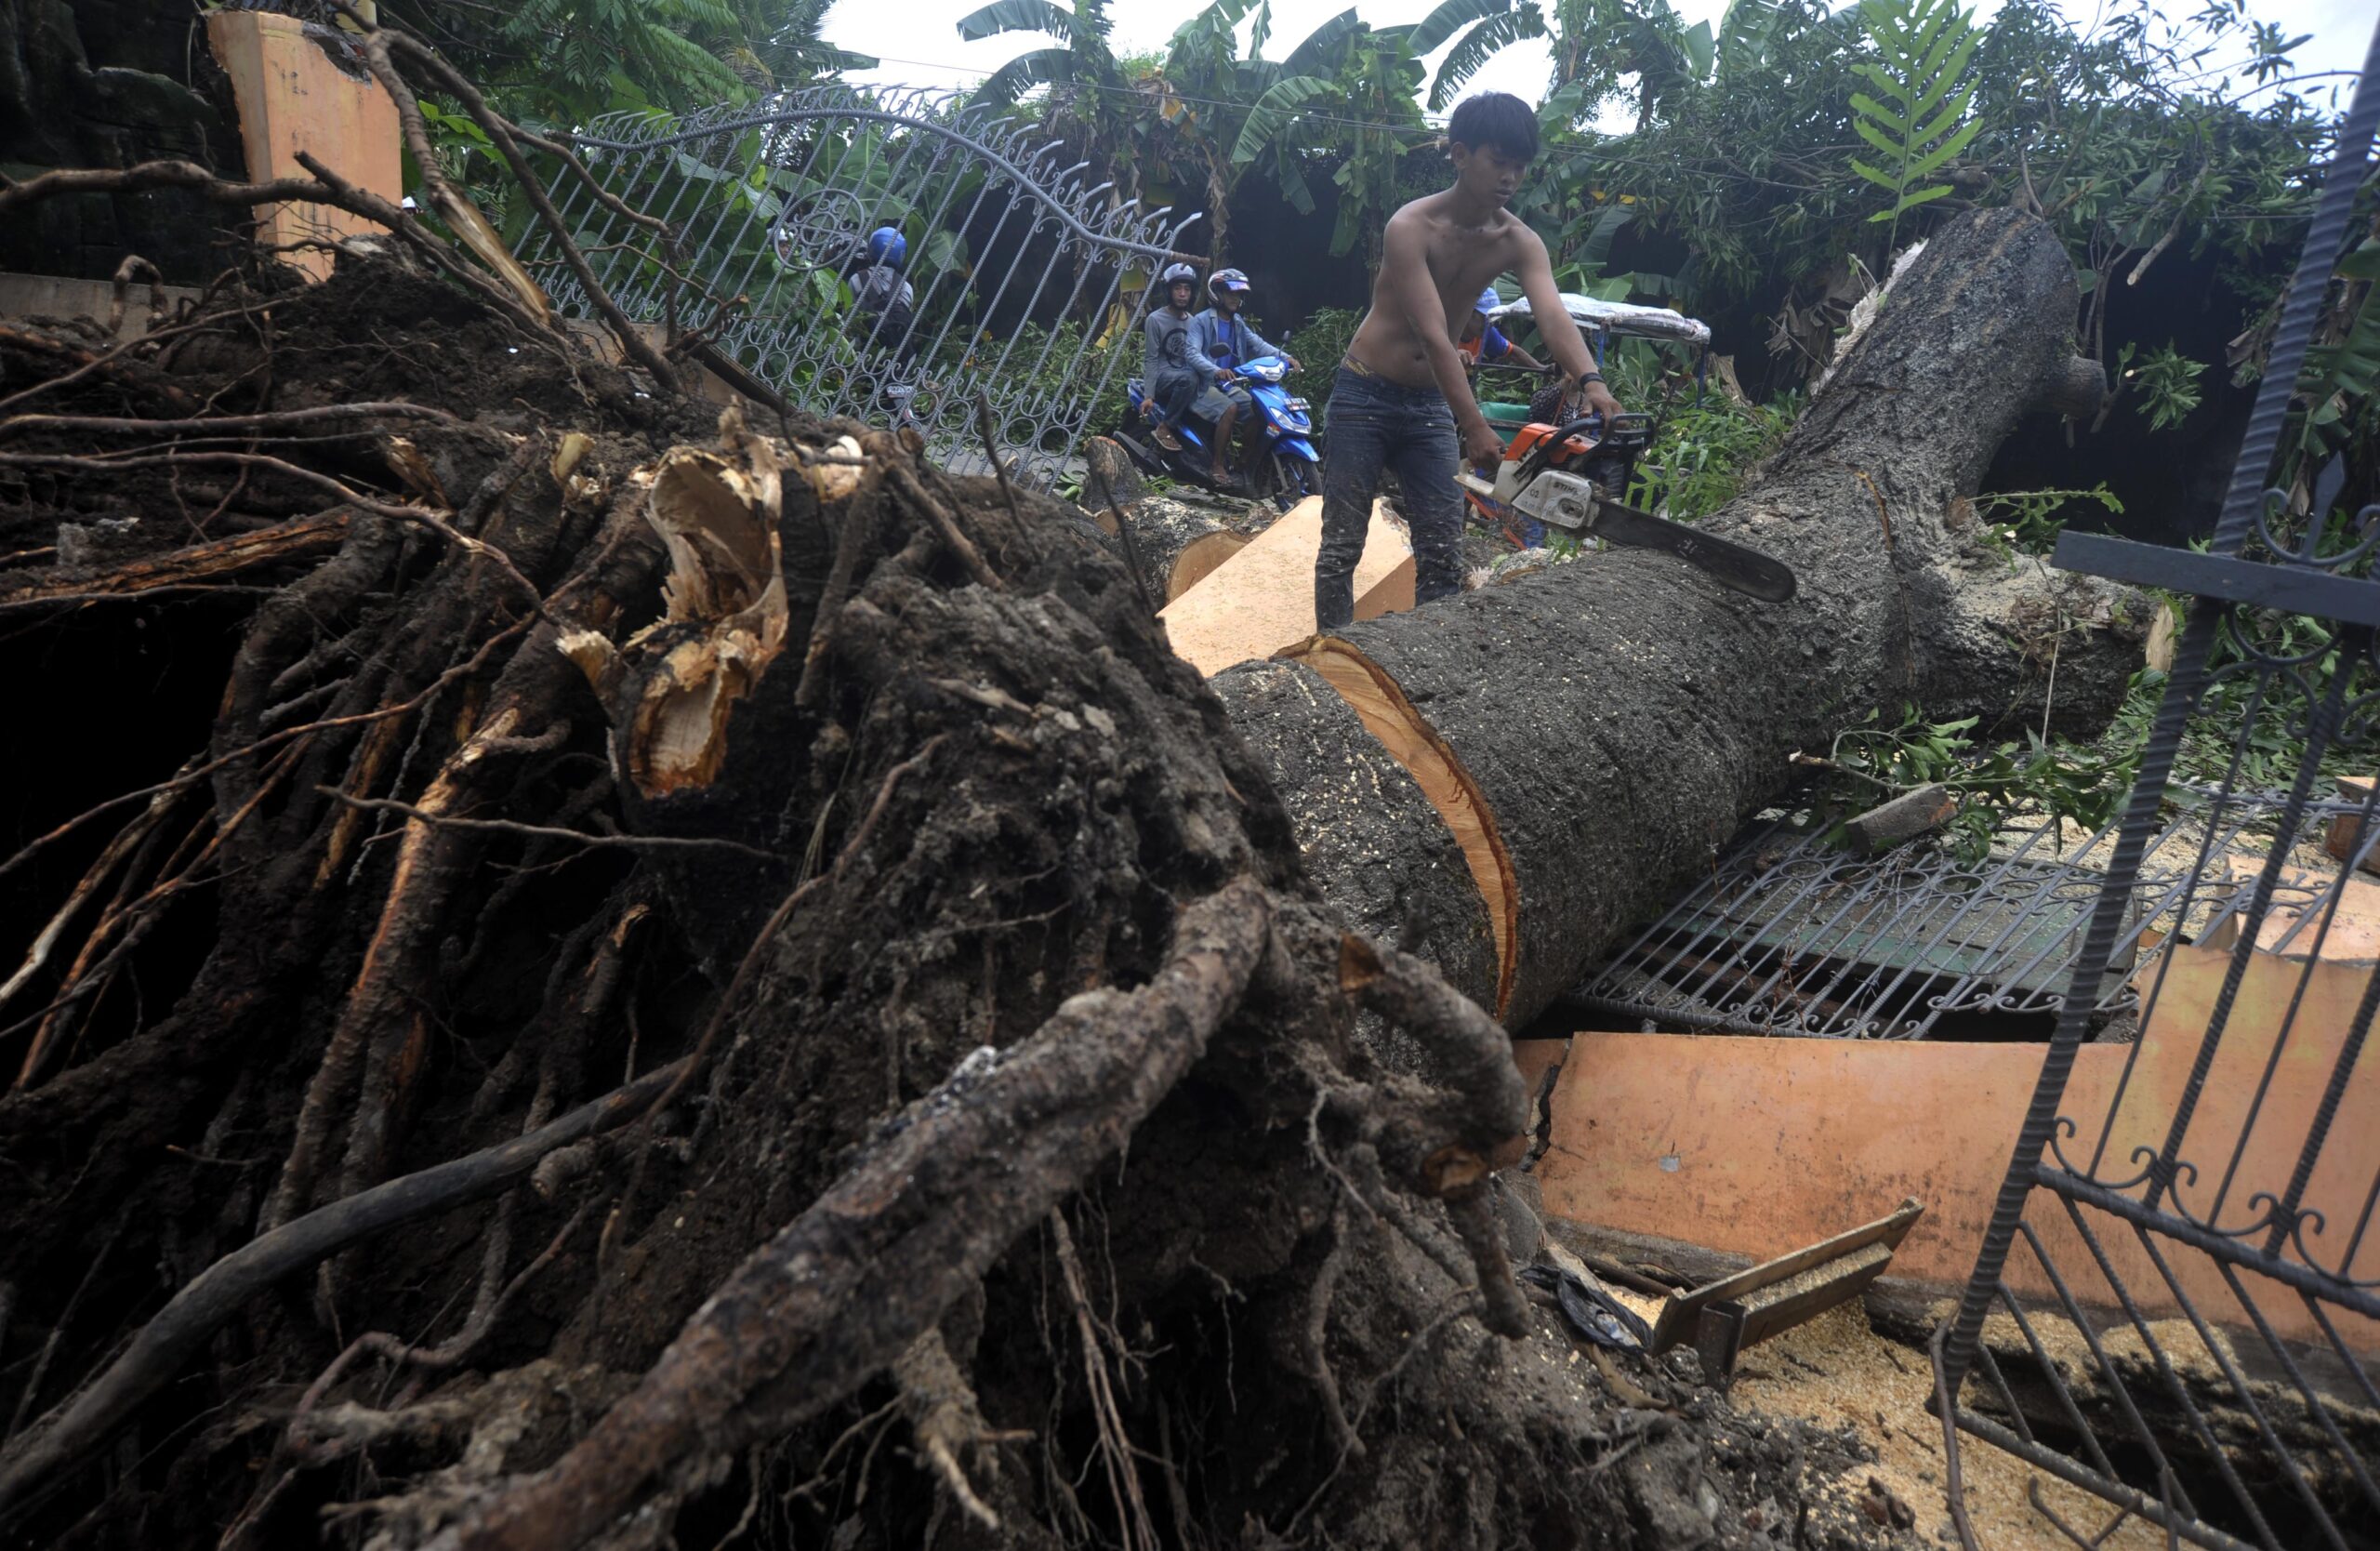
[0,245,1924,1551]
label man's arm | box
[1243,318,1292,366]
[1512,228,1621,419]
[1180,314,1228,380]
[1382,211,1500,471]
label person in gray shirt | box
[1142,263,1228,455]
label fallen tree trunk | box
[1214,208,2144,1026]
[0,36,2098,1541]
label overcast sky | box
[822,0,2372,127]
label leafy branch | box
[1849,0,1983,247]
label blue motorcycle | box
[1117,354,1319,511]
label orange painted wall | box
[1533,940,2377,1349]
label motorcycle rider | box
[1142,262,1232,455]
[850,225,918,365]
[1190,268,1301,489]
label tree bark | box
[1215,209,2141,1027]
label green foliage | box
[1968,484,2123,556]
[397,0,761,126]
[961,319,1132,447]
[1825,706,2136,863]
[1822,596,2367,865]
[2119,341,2207,431]
[1286,307,1365,422]
[2179,612,2370,790]
[1509,0,2329,441]
[1623,392,1798,522]
[1589,339,1799,521]
[1831,705,1978,789]
[1848,0,1985,242]
[2292,234,2380,471]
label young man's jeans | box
[1316,365,1463,630]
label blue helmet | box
[866,225,907,268]
[1474,285,1502,315]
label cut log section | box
[1108,495,1258,603]
[1170,530,1250,600]
[1844,783,1957,855]
[1215,210,2145,1029]
[1209,660,1498,1005]
[1160,497,1413,677]
[1080,433,1144,517]
[1294,639,1520,1016]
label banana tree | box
[1230,0,1536,261]
[955,0,1147,200]
[1134,0,1271,260]
[1418,0,1549,111]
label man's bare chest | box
[1422,228,1512,311]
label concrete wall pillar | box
[202,11,401,280]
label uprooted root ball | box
[0,252,1915,1551]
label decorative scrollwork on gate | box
[516,84,1200,490]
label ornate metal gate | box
[1933,27,2380,1551]
[514,84,1200,488]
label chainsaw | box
[1459,411,1797,603]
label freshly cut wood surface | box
[1290,637,1519,1018]
[1167,530,1249,600]
[1158,496,1413,677]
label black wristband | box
[1577,372,1605,385]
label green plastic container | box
[1481,399,1536,438]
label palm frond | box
[1428,7,1547,111]
[971,46,1080,107]
[956,0,1083,45]
[1231,73,1337,165]
[1280,8,1365,78]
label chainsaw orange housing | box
[1505,422,1594,462]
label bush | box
[1285,307,1364,425]
[1597,339,1802,523]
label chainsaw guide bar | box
[1464,468,1798,603]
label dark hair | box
[1446,92,1539,163]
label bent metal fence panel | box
[1934,28,2380,1551]
[513,85,1199,488]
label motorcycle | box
[1116,354,1319,511]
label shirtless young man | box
[1314,92,1623,630]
